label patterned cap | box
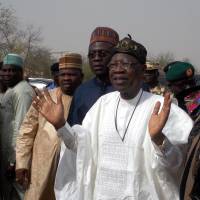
[113,36,147,64]
[3,53,23,68]
[90,27,119,46]
[59,53,82,70]
[146,61,160,71]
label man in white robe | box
[33,36,193,200]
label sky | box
[1,0,200,70]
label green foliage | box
[82,57,94,81]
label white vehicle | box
[28,78,53,89]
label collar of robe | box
[115,90,143,142]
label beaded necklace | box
[115,90,143,141]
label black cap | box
[113,35,147,64]
[50,62,59,73]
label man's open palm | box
[33,88,65,129]
[148,93,172,140]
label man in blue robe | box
[68,27,119,125]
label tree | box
[0,3,53,78]
[153,52,175,69]
[25,47,54,78]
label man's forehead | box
[111,53,138,62]
[59,68,81,73]
[89,41,114,51]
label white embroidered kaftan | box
[55,91,193,200]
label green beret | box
[165,61,194,82]
[113,35,147,64]
[3,53,23,68]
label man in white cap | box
[0,53,35,200]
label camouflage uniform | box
[150,85,167,96]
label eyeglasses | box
[88,50,111,59]
[107,61,139,71]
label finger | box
[162,92,172,113]
[23,172,29,189]
[43,87,53,102]
[15,176,21,184]
[37,100,44,110]
[32,99,40,112]
[32,94,45,111]
[152,101,161,115]
[15,172,23,185]
[34,88,46,102]
[34,88,42,97]
[56,88,63,105]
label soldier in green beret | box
[164,61,196,95]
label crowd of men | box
[0,26,200,200]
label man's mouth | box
[93,65,104,70]
[112,76,128,84]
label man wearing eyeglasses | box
[33,36,193,199]
[68,27,119,126]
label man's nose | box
[93,53,101,61]
[63,75,71,80]
[113,63,126,71]
[3,70,10,76]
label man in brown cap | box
[15,53,83,200]
[32,36,193,199]
[68,26,119,125]
[144,61,167,96]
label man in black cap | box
[32,36,193,200]
[46,62,59,90]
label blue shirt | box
[68,77,114,125]
[46,81,57,90]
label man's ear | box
[138,64,146,79]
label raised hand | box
[148,93,172,145]
[15,169,30,189]
[33,88,65,129]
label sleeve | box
[57,95,103,152]
[150,102,193,170]
[151,137,187,170]
[9,88,34,163]
[57,122,77,152]
[15,105,39,169]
